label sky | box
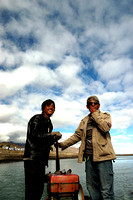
[0,0,133,154]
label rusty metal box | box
[47,174,79,194]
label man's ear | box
[86,105,89,109]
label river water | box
[0,156,133,200]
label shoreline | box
[0,149,78,163]
[1,142,133,163]
[0,149,133,163]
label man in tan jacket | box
[58,96,116,200]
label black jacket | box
[23,114,55,166]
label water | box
[0,156,133,200]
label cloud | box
[94,58,132,81]
[0,123,25,142]
[0,65,37,98]
[0,0,133,153]
[0,55,85,100]
[0,104,18,123]
[112,134,133,154]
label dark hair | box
[41,99,55,111]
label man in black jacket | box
[23,99,61,200]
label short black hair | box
[41,99,55,111]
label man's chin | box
[47,113,53,117]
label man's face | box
[87,99,100,113]
[43,103,55,118]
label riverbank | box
[0,141,79,162]
[0,148,78,163]
[0,149,24,163]
[0,142,133,163]
[0,148,133,163]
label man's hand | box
[58,142,62,148]
[51,131,62,140]
[54,142,62,148]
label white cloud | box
[0,0,133,153]
[94,58,132,81]
[111,109,133,130]
[1,0,31,10]
[113,142,133,154]
[53,99,85,128]
[0,104,18,122]
[112,134,133,154]
[0,65,37,99]
[0,123,26,142]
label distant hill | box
[51,145,78,153]
[0,141,79,162]
[0,141,24,148]
[0,141,78,153]
[1,142,133,156]
[9,141,25,147]
[0,142,24,163]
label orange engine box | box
[47,174,79,194]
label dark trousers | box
[85,156,114,200]
[24,160,46,200]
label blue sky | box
[0,0,133,154]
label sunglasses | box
[88,102,99,106]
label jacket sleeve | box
[60,120,83,150]
[28,116,54,142]
[91,110,112,133]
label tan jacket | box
[61,110,116,163]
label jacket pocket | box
[97,142,111,156]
